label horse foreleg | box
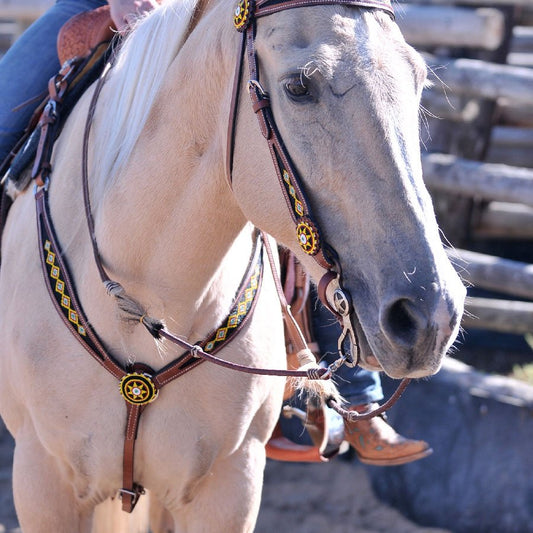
[92,496,150,533]
[12,427,93,533]
[173,439,266,533]
[148,492,174,533]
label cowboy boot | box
[344,403,432,466]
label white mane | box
[92,0,199,195]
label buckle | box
[119,484,145,508]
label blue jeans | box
[311,289,383,405]
[0,0,107,163]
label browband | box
[236,0,394,30]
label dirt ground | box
[0,420,450,533]
[257,458,451,533]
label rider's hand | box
[108,0,161,32]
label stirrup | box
[266,397,347,462]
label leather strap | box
[82,61,113,284]
[229,0,394,278]
[327,377,411,421]
[36,187,126,380]
[32,59,83,187]
[231,0,391,366]
[225,34,247,187]
[263,235,314,364]
[121,403,145,512]
[0,187,12,266]
[244,45,334,270]
[253,0,394,19]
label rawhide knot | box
[306,367,329,380]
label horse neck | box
[89,7,250,340]
[94,161,249,343]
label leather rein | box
[30,0,409,514]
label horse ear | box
[56,6,116,67]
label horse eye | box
[284,77,311,99]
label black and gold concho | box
[119,372,159,405]
[296,218,320,256]
[234,0,252,31]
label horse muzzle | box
[353,290,464,379]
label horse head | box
[232,2,466,379]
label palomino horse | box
[0,0,465,531]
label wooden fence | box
[0,0,52,20]
[0,0,52,46]
[399,0,533,335]
[1,0,533,335]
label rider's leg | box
[0,0,107,163]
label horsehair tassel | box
[104,279,163,338]
[288,357,341,402]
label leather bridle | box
[228,0,394,368]
[227,0,412,423]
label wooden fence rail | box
[0,0,52,20]
[450,248,533,300]
[409,0,533,339]
[512,26,533,53]
[425,55,533,106]
[397,6,505,49]
[486,126,533,168]
[464,297,533,335]
[0,0,53,42]
[422,153,533,207]
[473,202,533,240]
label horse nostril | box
[382,298,429,347]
